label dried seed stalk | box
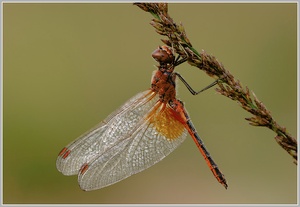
[135,3,297,163]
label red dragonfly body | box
[56,46,227,191]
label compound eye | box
[151,46,174,64]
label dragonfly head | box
[152,45,175,65]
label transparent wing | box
[56,90,157,175]
[78,102,188,191]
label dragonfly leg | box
[175,72,222,95]
[174,56,188,66]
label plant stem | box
[134,3,297,164]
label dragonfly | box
[56,45,228,191]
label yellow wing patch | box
[147,102,185,140]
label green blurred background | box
[3,3,297,204]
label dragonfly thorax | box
[151,45,178,103]
[151,69,177,103]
